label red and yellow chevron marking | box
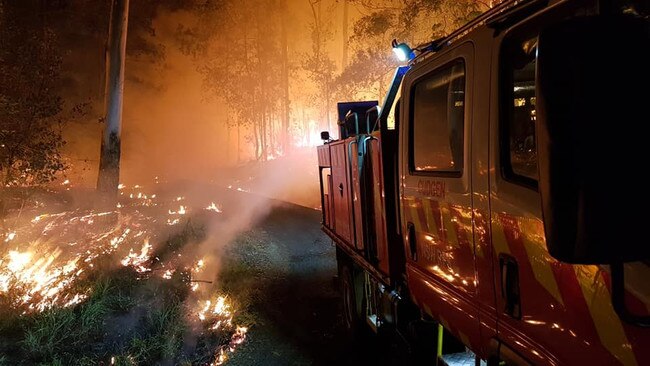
[405,196,424,232]
[449,205,476,257]
[440,202,460,249]
[422,198,440,238]
[404,200,648,365]
[497,212,645,365]
[496,214,564,306]
[517,217,564,307]
[404,195,478,255]
[491,214,511,256]
[574,265,637,366]
[425,198,448,244]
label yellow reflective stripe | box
[422,199,438,235]
[402,196,413,223]
[461,209,482,258]
[469,211,480,259]
[441,202,459,249]
[574,265,637,366]
[519,218,564,307]
[409,197,424,232]
[491,216,511,256]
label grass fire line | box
[0,182,251,365]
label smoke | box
[58,5,320,205]
[5,2,324,288]
[1,3,331,361]
[3,0,324,289]
[118,11,217,184]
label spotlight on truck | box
[391,39,414,62]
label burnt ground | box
[0,183,410,365]
[223,203,408,366]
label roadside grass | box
[19,272,137,364]
[0,220,256,365]
[127,300,186,364]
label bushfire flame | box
[0,247,87,311]
[120,239,152,273]
[206,202,222,213]
[197,295,249,365]
[1,181,247,362]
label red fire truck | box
[316,0,649,364]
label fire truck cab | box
[317,0,649,365]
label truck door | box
[399,42,482,351]
[489,20,649,365]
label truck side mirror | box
[536,15,649,264]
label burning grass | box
[0,183,253,365]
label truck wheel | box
[340,264,363,338]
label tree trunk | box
[281,3,290,155]
[269,113,273,159]
[253,116,260,160]
[326,80,331,133]
[302,107,307,146]
[237,122,241,163]
[97,0,129,197]
[341,0,348,69]
[260,113,264,161]
[226,123,231,164]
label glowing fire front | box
[0,185,223,310]
[0,248,86,311]
[1,182,247,364]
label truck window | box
[502,36,538,185]
[410,60,465,174]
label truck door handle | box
[407,222,417,261]
[499,254,521,319]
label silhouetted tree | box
[182,0,287,161]
[335,0,486,102]
[96,0,129,196]
[304,0,337,133]
[0,1,67,187]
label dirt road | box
[224,203,406,366]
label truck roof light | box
[392,39,414,62]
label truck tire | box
[339,263,364,339]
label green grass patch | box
[20,277,119,363]
[128,300,186,364]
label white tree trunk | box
[341,0,348,69]
[97,0,129,196]
[281,2,290,154]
